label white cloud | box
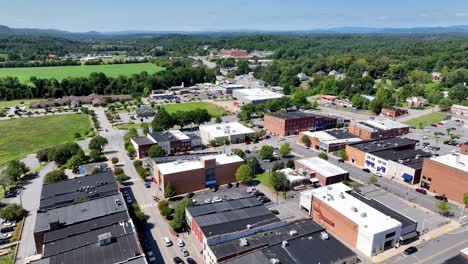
[455,12,468,17]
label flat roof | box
[430,153,468,173]
[451,104,468,111]
[131,137,155,146]
[310,183,402,234]
[39,171,118,210]
[353,119,409,132]
[199,122,254,138]
[35,194,127,233]
[370,149,431,162]
[348,137,415,153]
[267,112,328,120]
[302,130,362,145]
[234,88,283,101]
[148,130,190,143]
[296,157,348,177]
[156,153,243,175]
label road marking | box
[418,239,468,263]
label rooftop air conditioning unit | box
[97,232,112,246]
[270,258,280,264]
[239,238,248,247]
[282,241,288,247]
[320,231,329,240]
[360,212,367,218]
[351,206,358,212]
[246,224,252,229]
[339,192,345,199]
[289,230,298,236]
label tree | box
[210,139,217,147]
[0,204,27,222]
[232,149,246,160]
[124,128,139,144]
[259,145,274,160]
[73,132,81,139]
[152,108,173,131]
[311,100,319,109]
[111,157,119,164]
[148,145,166,157]
[338,149,347,159]
[0,173,12,193]
[246,156,261,175]
[286,159,295,169]
[369,176,378,185]
[318,152,328,160]
[164,182,176,198]
[158,200,173,217]
[116,174,130,183]
[437,201,451,215]
[271,171,287,203]
[272,162,285,172]
[141,123,150,135]
[127,145,136,156]
[279,143,291,157]
[449,84,468,103]
[464,193,468,205]
[89,135,108,154]
[66,155,82,173]
[4,160,29,182]
[235,164,253,182]
[44,170,67,184]
[170,198,193,231]
[438,98,453,111]
[215,116,222,123]
[301,135,311,147]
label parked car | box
[186,257,197,264]
[186,192,194,198]
[210,186,218,192]
[173,257,184,264]
[259,196,271,203]
[253,191,265,198]
[415,188,427,194]
[435,195,447,201]
[212,197,222,202]
[247,187,256,193]
[226,183,233,188]
[180,248,189,257]
[244,150,251,154]
[362,168,371,173]
[2,222,16,229]
[162,237,172,247]
[431,124,437,127]
[271,210,279,215]
[144,182,151,188]
[4,191,16,198]
[204,199,212,204]
[177,239,185,247]
[404,246,418,255]
[245,141,252,145]
[146,251,156,263]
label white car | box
[0,233,11,239]
[372,172,383,177]
[146,251,156,262]
[212,197,222,202]
[2,222,16,228]
[180,248,189,257]
[162,237,172,247]
[204,199,212,204]
[247,187,256,193]
[177,239,185,247]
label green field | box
[0,114,92,166]
[404,112,448,128]
[255,171,273,188]
[0,99,41,110]
[162,102,226,117]
[0,63,165,83]
[115,123,142,130]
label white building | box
[199,122,255,145]
[220,84,244,94]
[300,183,403,257]
[232,88,283,105]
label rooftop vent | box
[360,212,367,218]
[270,258,280,264]
[282,240,288,247]
[115,199,122,206]
[97,232,112,246]
[239,238,248,247]
[320,231,329,240]
[351,206,358,212]
[289,230,298,236]
[339,192,345,199]
[246,224,252,229]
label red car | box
[415,188,427,194]
[437,122,444,125]
[245,141,251,145]
[431,124,438,127]
[451,127,457,130]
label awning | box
[402,173,413,181]
[310,178,320,183]
[400,230,418,241]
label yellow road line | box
[419,239,468,263]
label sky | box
[1,0,467,32]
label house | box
[328,70,347,80]
[264,112,338,137]
[406,96,428,108]
[381,107,408,118]
[199,122,254,145]
[135,106,155,117]
[297,72,309,82]
[348,119,410,140]
[315,70,326,76]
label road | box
[14,162,56,264]
[93,107,202,264]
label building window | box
[205,169,216,186]
[385,231,396,238]
[428,178,432,181]
[423,176,426,180]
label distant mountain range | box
[1,24,468,39]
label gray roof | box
[39,171,118,210]
[35,194,127,233]
[268,112,332,120]
[131,137,155,146]
[188,197,261,217]
[371,149,431,161]
[348,137,416,153]
[148,132,171,143]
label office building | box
[220,84,244,94]
[199,122,254,145]
[264,112,338,137]
[381,107,408,118]
[232,88,283,105]
[298,129,362,152]
[450,105,468,117]
[294,157,349,186]
[348,119,410,140]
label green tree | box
[369,176,378,185]
[438,98,453,111]
[272,162,285,172]
[73,132,81,139]
[158,200,173,217]
[0,173,12,193]
[148,145,166,158]
[246,156,261,175]
[271,171,287,202]
[449,84,468,103]
[127,145,136,156]
[318,152,328,160]
[170,198,193,231]
[164,182,176,198]
[301,135,311,147]
[215,116,222,123]
[235,164,253,182]
[259,145,274,160]
[124,128,139,144]
[66,155,82,173]
[338,149,347,159]
[210,139,217,147]
[151,108,173,131]
[116,174,130,183]
[232,149,246,160]
[286,159,295,169]
[279,143,291,157]
[0,204,27,222]
[89,136,108,154]
[311,100,319,109]
[464,193,468,205]
[44,170,67,184]
[437,201,451,215]
[4,160,29,182]
[141,123,150,135]
[111,157,119,164]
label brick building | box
[461,142,468,155]
[297,129,362,152]
[294,157,349,186]
[345,137,417,168]
[450,105,468,117]
[151,154,243,195]
[348,119,410,140]
[420,153,468,203]
[264,112,338,137]
[219,48,249,57]
[381,107,408,118]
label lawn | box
[115,122,143,130]
[0,99,41,110]
[255,171,272,188]
[162,102,226,117]
[0,114,92,166]
[0,63,165,83]
[404,112,448,128]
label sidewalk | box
[372,221,461,263]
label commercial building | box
[298,129,362,152]
[420,153,468,203]
[364,149,431,184]
[32,172,146,264]
[450,105,468,117]
[219,48,249,58]
[381,107,408,118]
[461,142,468,155]
[186,197,357,264]
[199,122,254,145]
[151,153,244,195]
[220,84,244,94]
[348,119,410,140]
[294,157,349,186]
[232,88,283,105]
[345,137,417,168]
[300,183,411,257]
[264,112,338,137]
[30,94,132,108]
[131,130,201,159]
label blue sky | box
[1,0,467,31]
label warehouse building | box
[232,88,283,105]
[199,122,254,145]
[300,183,407,257]
[264,112,338,136]
[345,137,417,168]
[151,153,244,195]
[420,153,468,203]
[220,84,244,94]
[294,157,349,186]
[348,119,410,140]
[298,129,362,152]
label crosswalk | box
[124,177,141,183]
[140,203,156,209]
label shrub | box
[133,160,143,168]
[0,204,27,222]
[318,152,328,160]
[10,219,24,242]
[114,168,124,175]
[164,182,176,198]
[116,174,130,183]
[43,170,67,184]
[111,157,119,164]
[136,166,147,178]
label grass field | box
[404,112,448,128]
[0,63,165,83]
[115,123,142,130]
[0,114,92,166]
[255,171,272,188]
[0,99,41,110]
[162,102,226,117]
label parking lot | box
[358,185,448,233]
